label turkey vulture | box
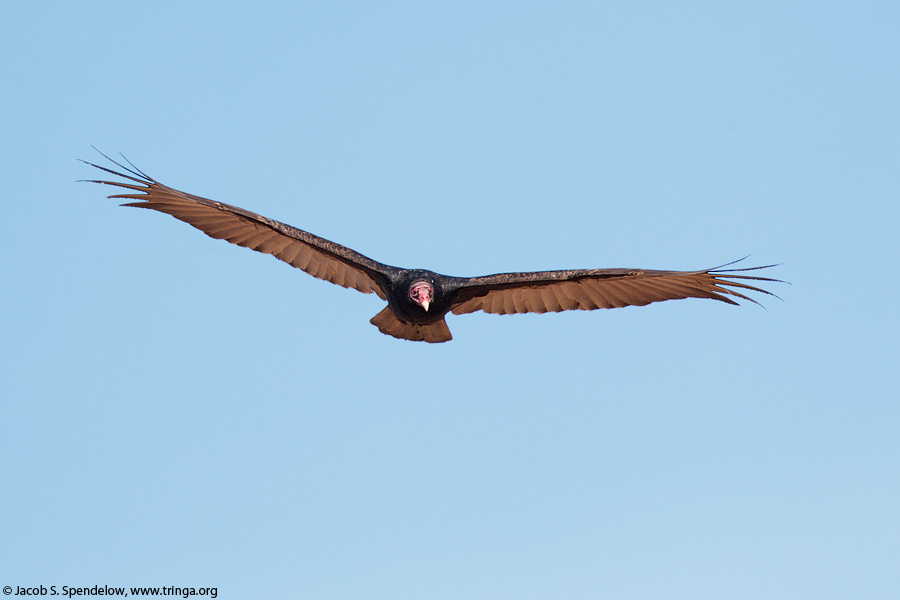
[83,154,781,343]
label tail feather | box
[370,307,452,343]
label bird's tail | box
[370,307,452,343]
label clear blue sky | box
[2,2,898,598]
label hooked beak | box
[421,299,430,312]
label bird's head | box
[409,280,434,312]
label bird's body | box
[84,153,781,343]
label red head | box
[409,280,434,312]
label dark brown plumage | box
[83,153,782,343]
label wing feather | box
[83,154,394,299]
[606,279,648,306]
[570,281,600,310]
[450,264,782,316]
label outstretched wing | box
[450,262,781,316]
[83,153,395,299]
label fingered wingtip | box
[80,147,154,182]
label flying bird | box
[83,154,781,343]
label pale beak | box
[421,299,430,312]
